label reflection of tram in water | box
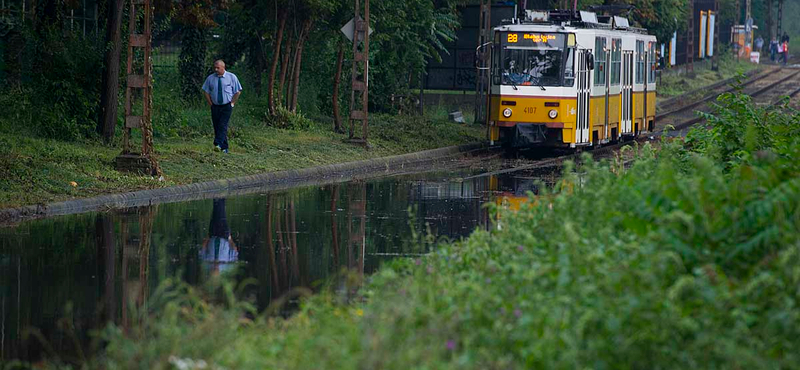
[484,10,657,150]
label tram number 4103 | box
[523,107,536,114]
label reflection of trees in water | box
[105,205,157,332]
[260,183,367,309]
[4,175,501,362]
[347,182,366,275]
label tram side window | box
[563,48,575,87]
[611,38,621,86]
[648,42,657,83]
[594,37,607,85]
[636,40,645,84]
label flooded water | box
[0,164,551,363]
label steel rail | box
[667,68,800,131]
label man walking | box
[202,60,242,153]
[770,37,778,62]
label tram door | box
[575,49,591,144]
[621,50,634,134]
[642,48,649,133]
[604,49,611,141]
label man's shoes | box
[222,149,229,154]
[214,145,222,152]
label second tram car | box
[485,10,657,149]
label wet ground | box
[0,157,560,363]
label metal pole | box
[686,0,694,72]
[363,0,369,144]
[776,0,783,40]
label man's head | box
[214,60,226,76]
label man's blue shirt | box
[202,71,242,105]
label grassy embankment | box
[59,80,800,369]
[0,70,483,209]
[658,52,761,99]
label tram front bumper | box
[509,123,547,148]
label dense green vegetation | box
[46,86,797,369]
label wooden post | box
[347,0,370,147]
[116,0,161,176]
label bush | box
[266,106,314,131]
[690,82,800,166]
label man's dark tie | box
[217,76,223,105]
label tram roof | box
[492,10,653,37]
[493,23,654,37]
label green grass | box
[0,69,483,209]
[46,80,800,370]
[0,117,482,209]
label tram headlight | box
[502,108,513,118]
[548,109,558,119]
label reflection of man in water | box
[200,198,238,274]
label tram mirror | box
[586,53,595,70]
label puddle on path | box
[0,163,557,362]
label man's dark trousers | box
[211,103,232,150]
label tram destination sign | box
[502,32,564,48]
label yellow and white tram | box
[486,10,657,149]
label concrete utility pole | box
[713,0,720,70]
[777,0,783,38]
[116,0,160,176]
[686,0,694,72]
[745,0,752,57]
[347,0,370,147]
[767,0,773,41]
[475,0,491,126]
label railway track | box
[656,66,800,137]
[486,64,800,176]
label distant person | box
[782,39,789,65]
[770,37,778,62]
[755,36,764,54]
[200,198,239,275]
[202,60,242,154]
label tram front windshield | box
[499,33,571,87]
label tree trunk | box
[250,38,265,97]
[97,0,126,143]
[290,19,312,112]
[268,9,287,116]
[95,213,116,323]
[329,185,340,268]
[278,32,293,108]
[332,40,345,133]
[766,0,774,41]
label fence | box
[0,0,100,37]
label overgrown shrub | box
[266,106,314,131]
[690,82,800,166]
